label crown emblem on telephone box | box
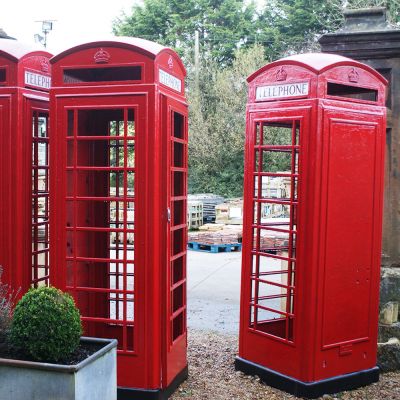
[348,68,359,83]
[276,66,287,81]
[40,58,50,73]
[94,48,111,64]
[168,56,174,69]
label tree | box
[255,1,344,56]
[113,0,258,65]
[188,45,266,197]
[114,1,400,65]
[255,1,400,57]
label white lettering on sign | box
[159,69,182,92]
[24,71,51,90]
[256,82,309,101]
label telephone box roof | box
[0,38,51,61]
[248,52,387,85]
[51,36,186,74]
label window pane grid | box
[32,111,50,288]
[169,111,187,345]
[250,120,300,343]
[65,108,136,353]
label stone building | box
[319,8,400,343]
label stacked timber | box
[189,224,242,244]
[199,223,225,231]
[254,235,288,250]
[188,230,239,245]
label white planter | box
[0,337,117,400]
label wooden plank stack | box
[189,224,242,244]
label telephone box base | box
[235,357,379,399]
[117,366,188,400]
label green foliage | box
[257,1,400,57]
[256,1,344,57]
[113,0,259,64]
[113,1,400,64]
[260,125,296,173]
[188,45,266,197]
[10,286,82,363]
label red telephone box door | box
[0,95,12,284]
[240,105,312,377]
[52,94,149,388]
[0,96,50,291]
[27,99,50,288]
[162,95,188,387]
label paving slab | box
[187,250,242,334]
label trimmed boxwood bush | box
[9,286,82,362]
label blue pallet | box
[187,241,242,253]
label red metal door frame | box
[239,104,313,379]
[161,94,188,387]
[0,94,12,285]
[25,98,50,288]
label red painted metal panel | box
[321,115,377,347]
[239,54,387,388]
[313,106,385,381]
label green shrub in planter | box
[9,286,82,362]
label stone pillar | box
[320,8,400,269]
[320,8,400,344]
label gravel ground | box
[171,330,400,400]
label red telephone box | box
[0,39,52,292]
[49,38,188,398]
[237,53,387,398]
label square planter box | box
[0,337,117,400]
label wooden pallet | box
[188,241,242,253]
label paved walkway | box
[187,250,241,335]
